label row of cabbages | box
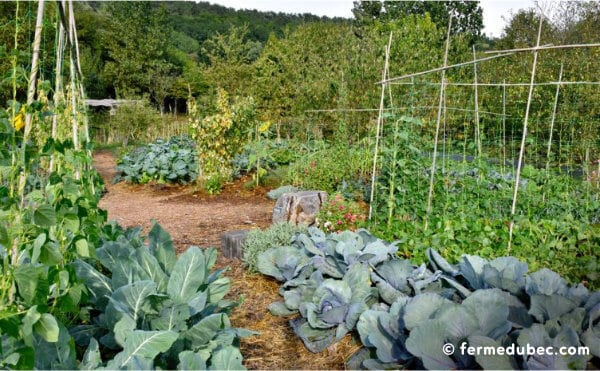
[257,227,600,369]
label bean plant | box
[371,114,600,289]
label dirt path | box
[95,150,273,249]
[93,150,354,370]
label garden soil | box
[93,150,359,370]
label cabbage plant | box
[351,249,599,369]
[71,223,254,370]
[258,228,402,352]
[291,263,378,352]
[114,136,197,184]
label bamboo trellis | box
[368,12,600,253]
[14,0,90,191]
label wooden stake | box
[473,45,482,157]
[545,63,564,172]
[69,0,90,145]
[425,14,453,230]
[507,16,544,254]
[368,32,393,221]
[378,51,513,85]
[484,42,600,54]
[50,20,66,172]
[23,0,45,140]
[502,79,506,175]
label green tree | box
[353,0,483,39]
[102,2,176,104]
[201,24,262,97]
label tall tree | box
[353,0,483,39]
[102,2,176,104]
[201,24,262,97]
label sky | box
[207,0,537,38]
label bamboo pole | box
[502,79,506,174]
[5,0,21,306]
[69,0,91,145]
[507,16,544,254]
[389,81,600,87]
[484,42,600,54]
[66,0,79,154]
[50,19,66,173]
[18,0,45,205]
[23,0,45,141]
[9,0,20,198]
[378,51,514,85]
[472,45,482,157]
[368,32,393,221]
[305,106,507,116]
[425,15,453,231]
[545,63,564,172]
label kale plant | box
[71,222,254,370]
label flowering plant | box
[317,193,366,233]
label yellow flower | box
[258,121,271,133]
[12,107,25,131]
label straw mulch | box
[223,258,363,370]
[94,150,362,369]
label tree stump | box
[220,230,248,259]
[272,190,327,226]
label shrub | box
[188,89,256,193]
[266,185,299,200]
[105,100,163,145]
[243,222,307,273]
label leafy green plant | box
[72,222,255,370]
[257,228,397,351]
[255,224,599,369]
[291,263,376,353]
[188,89,256,193]
[231,139,298,181]
[114,135,197,184]
[371,114,600,289]
[283,143,372,195]
[243,222,307,273]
